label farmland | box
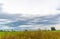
[0,30,60,39]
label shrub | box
[51,27,56,31]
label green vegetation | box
[0,30,59,39]
[51,27,56,31]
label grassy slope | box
[0,31,60,39]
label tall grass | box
[0,30,60,39]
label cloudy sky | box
[0,0,59,15]
[0,0,60,30]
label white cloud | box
[18,25,50,30]
[0,0,59,15]
[0,19,13,24]
[0,25,13,30]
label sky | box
[0,0,60,15]
[0,13,60,30]
[0,0,60,30]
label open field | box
[0,30,60,39]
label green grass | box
[0,30,60,39]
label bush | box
[51,27,56,31]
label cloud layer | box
[0,13,60,30]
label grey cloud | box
[0,13,60,30]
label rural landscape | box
[0,28,59,39]
[0,0,60,39]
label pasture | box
[0,30,60,39]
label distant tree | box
[25,29,28,31]
[0,30,3,32]
[51,27,56,31]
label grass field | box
[0,30,60,39]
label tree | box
[51,27,56,31]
